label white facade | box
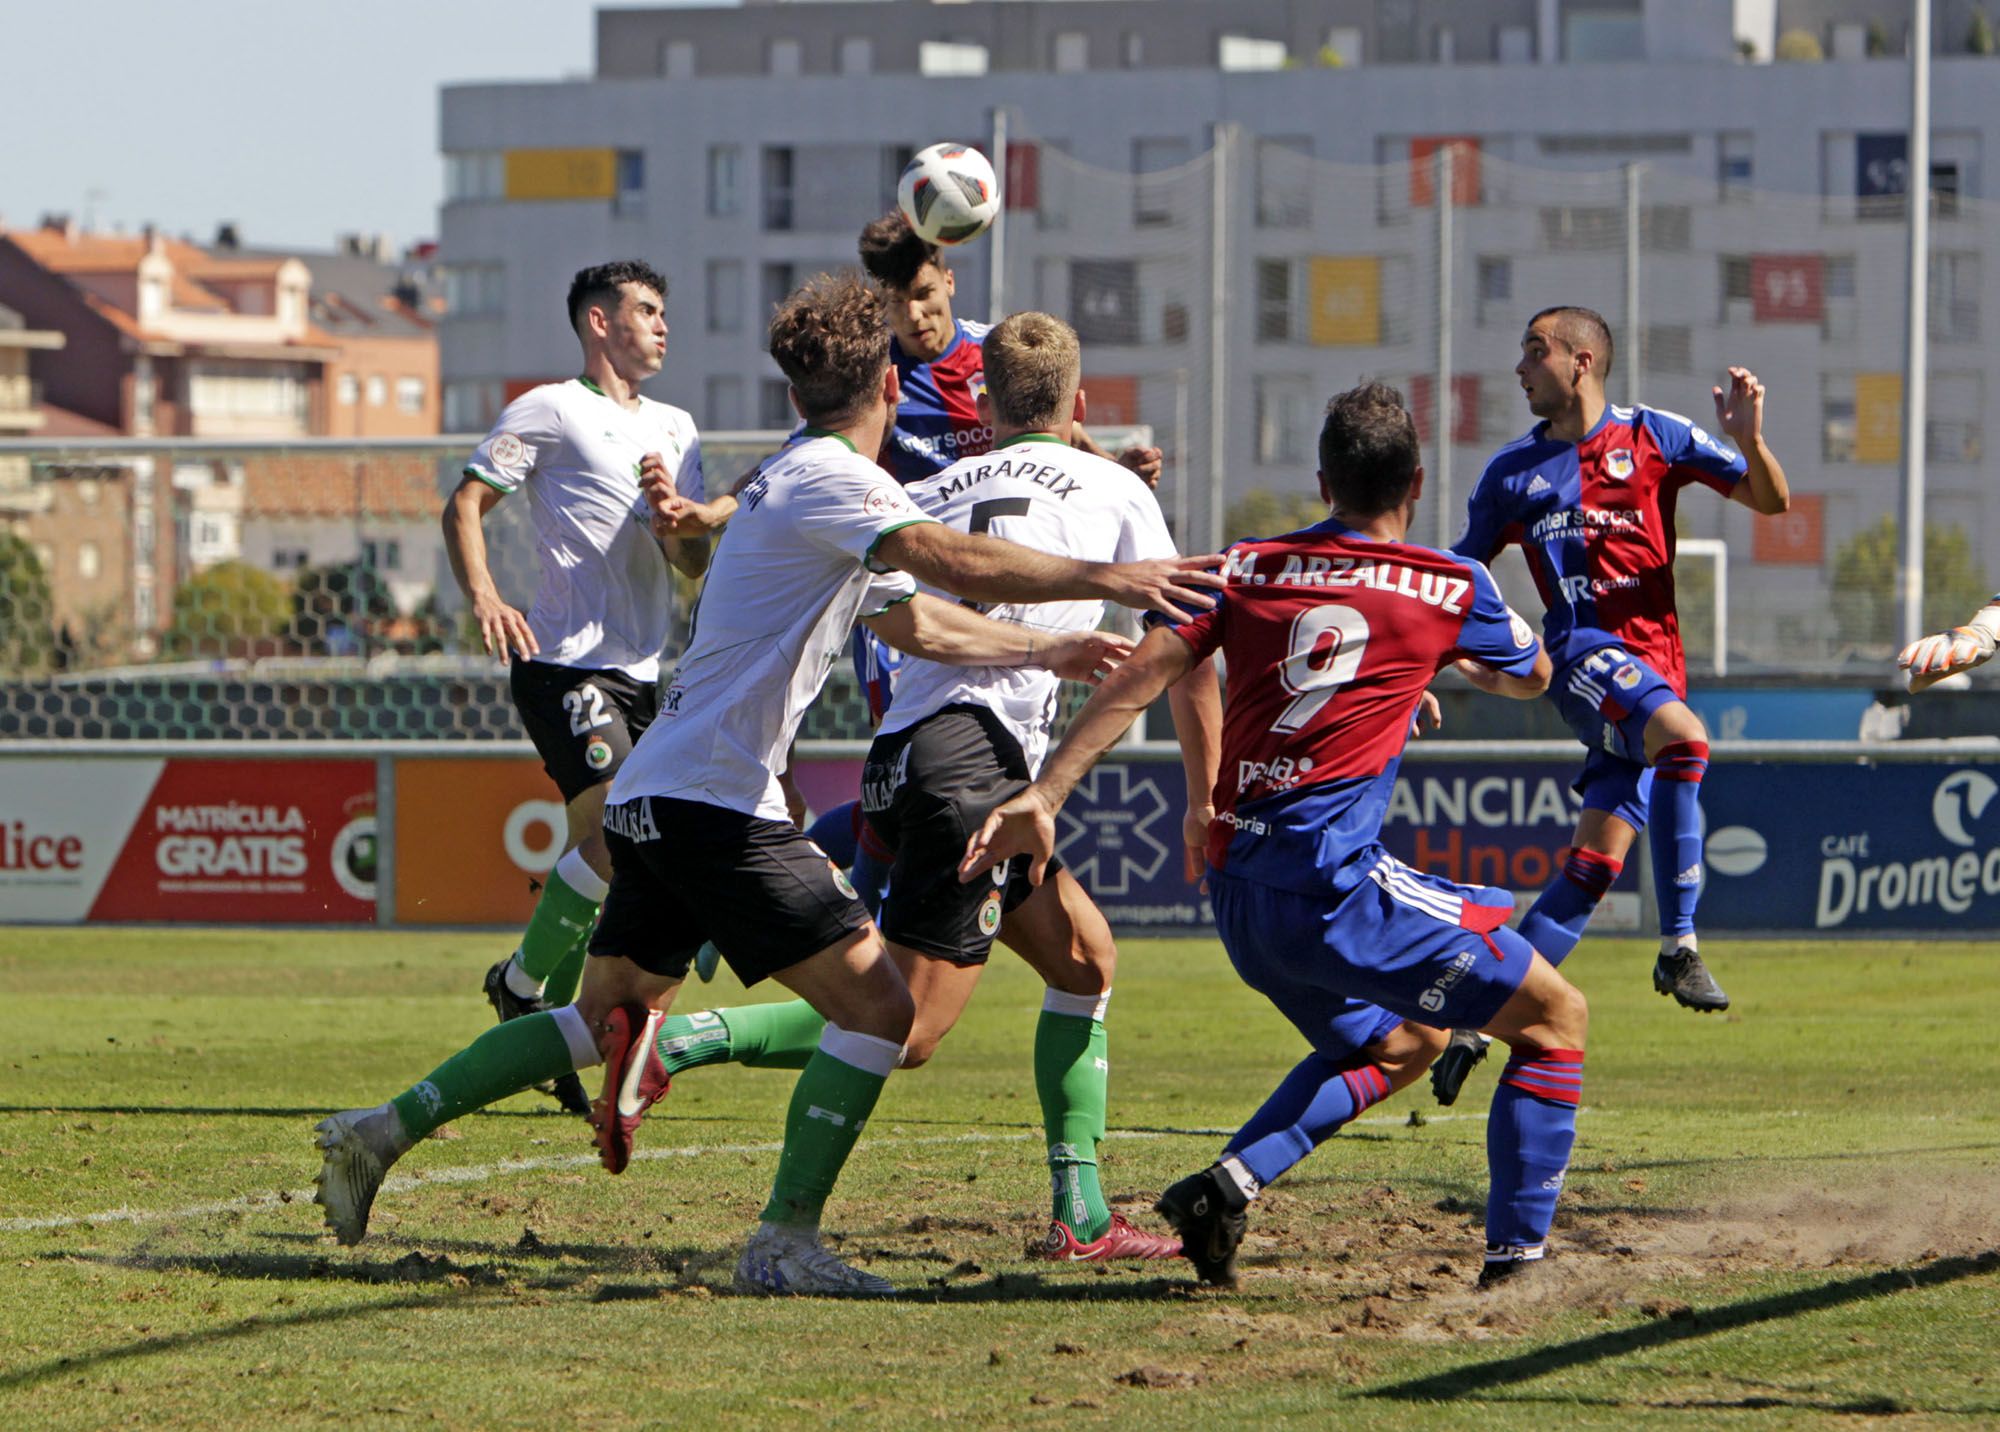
[439,0,2000,668]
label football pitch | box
[2,928,1996,1429]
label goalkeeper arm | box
[1898,598,2000,691]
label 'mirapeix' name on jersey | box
[1222,547,1472,614]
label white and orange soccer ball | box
[897,143,1001,246]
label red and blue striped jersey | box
[1452,404,1744,695]
[878,318,994,483]
[1170,519,1541,896]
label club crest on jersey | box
[1614,664,1643,691]
[978,890,1002,935]
[863,487,909,518]
[489,433,525,467]
[585,738,615,771]
[1604,448,1635,481]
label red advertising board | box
[1750,255,1824,323]
[1408,373,1483,446]
[1752,492,1825,565]
[88,760,377,922]
[1409,137,1481,207]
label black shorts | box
[862,704,1055,966]
[510,660,659,804]
[589,795,871,984]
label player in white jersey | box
[441,261,710,1114]
[313,273,1223,1294]
[605,314,1222,1262]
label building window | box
[444,152,505,202]
[615,150,646,218]
[1564,11,1644,60]
[661,40,695,79]
[337,373,359,406]
[1718,132,1753,201]
[1931,252,1979,343]
[77,541,100,580]
[882,144,917,213]
[365,376,386,408]
[442,263,504,317]
[1254,136,1312,229]
[362,538,404,571]
[1218,35,1288,71]
[760,377,795,428]
[838,37,873,74]
[1120,31,1144,67]
[273,547,309,571]
[707,145,741,218]
[1497,25,1533,62]
[919,40,989,76]
[396,377,426,414]
[1324,26,1363,66]
[762,146,795,231]
[1719,255,1753,323]
[705,375,744,429]
[1476,256,1513,326]
[444,380,502,432]
[1640,324,1692,374]
[1823,256,1858,340]
[1052,32,1088,72]
[1132,137,1191,227]
[1253,375,1312,465]
[1255,260,1293,342]
[707,260,744,334]
[761,262,798,319]
[768,37,803,76]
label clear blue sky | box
[2,1,719,253]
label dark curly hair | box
[857,211,943,291]
[768,270,892,424]
[566,260,668,333]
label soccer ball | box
[897,143,1001,246]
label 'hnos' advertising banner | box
[1697,762,2000,931]
[0,759,376,923]
[1043,757,1631,935]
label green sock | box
[1036,1005,1113,1241]
[657,999,827,1075]
[759,1031,898,1227]
[389,1011,580,1140]
[517,862,601,984]
[539,926,591,1008]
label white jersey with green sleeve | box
[609,431,938,821]
[464,377,702,682]
[877,434,1178,772]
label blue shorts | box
[1209,852,1534,1056]
[1554,646,1680,831]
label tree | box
[1775,28,1825,61]
[166,561,291,658]
[1971,6,1997,55]
[1864,21,1892,56]
[0,533,53,674]
[1829,515,1991,649]
[1223,488,1328,546]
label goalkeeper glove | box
[1899,605,2000,677]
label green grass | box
[1,927,1996,1429]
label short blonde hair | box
[981,312,1080,430]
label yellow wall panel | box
[1854,372,1902,464]
[505,148,617,201]
[1308,257,1381,346]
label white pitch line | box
[0,1110,1498,1236]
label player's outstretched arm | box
[862,594,1133,677]
[442,476,538,663]
[1900,600,2000,691]
[1715,366,1791,516]
[960,627,1195,886]
[1452,645,1551,701]
[1167,655,1223,882]
[875,523,1225,623]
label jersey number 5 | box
[1273,604,1369,733]
[959,497,1035,613]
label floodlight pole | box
[988,107,1009,319]
[1434,144,1454,546]
[1624,162,1643,410]
[1208,124,1231,554]
[1899,0,1932,648]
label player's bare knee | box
[1542,978,1590,1050]
[1369,1022,1448,1089]
[1646,703,1707,761]
[574,829,613,882]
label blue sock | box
[1517,847,1624,965]
[806,800,861,870]
[1484,1049,1583,1257]
[1223,1054,1390,1188]
[1648,742,1709,941]
[851,838,891,921]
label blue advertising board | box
[1053,756,1626,935]
[1698,760,2000,931]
